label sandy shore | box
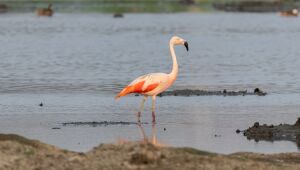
[0,134,300,170]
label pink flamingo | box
[115,36,189,122]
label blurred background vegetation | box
[0,0,300,13]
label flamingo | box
[115,36,188,122]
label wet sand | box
[0,133,300,170]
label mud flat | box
[0,134,300,170]
[242,118,300,147]
[62,121,147,127]
[151,88,267,97]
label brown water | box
[0,13,300,154]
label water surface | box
[0,13,300,154]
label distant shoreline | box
[213,1,300,13]
[0,1,213,13]
[0,1,299,13]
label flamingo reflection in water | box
[118,123,165,147]
[137,123,160,146]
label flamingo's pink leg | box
[151,122,157,145]
[137,96,147,122]
[151,95,156,123]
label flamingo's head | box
[170,36,189,51]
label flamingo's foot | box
[136,112,141,122]
[152,111,156,123]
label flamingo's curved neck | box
[169,42,178,79]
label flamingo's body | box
[116,36,188,122]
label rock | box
[254,122,260,128]
[242,118,300,147]
[113,13,124,18]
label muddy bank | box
[213,1,297,12]
[137,88,266,97]
[62,121,147,127]
[0,134,300,170]
[242,118,300,147]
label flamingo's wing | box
[115,73,168,99]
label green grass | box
[0,0,215,13]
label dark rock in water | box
[236,129,241,134]
[295,118,300,126]
[242,118,300,147]
[253,122,259,128]
[62,121,147,127]
[39,102,43,107]
[154,88,267,97]
[254,88,266,96]
[113,13,124,18]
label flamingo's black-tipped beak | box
[184,41,189,51]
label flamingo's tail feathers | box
[115,86,133,100]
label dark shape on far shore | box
[52,127,61,130]
[0,4,7,13]
[36,3,53,17]
[113,13,124,18]
[242,117,300,147]
[62,121,148,127]
[179,0,195,5]
[213,1,283,12]
[39,102,43,107]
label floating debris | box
[242,118,300,147]
[135,88,267,97]
[62,121,148,127]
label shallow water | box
[0,13,300,154]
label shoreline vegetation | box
[0,0,299,13]
[1,133,300,170]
